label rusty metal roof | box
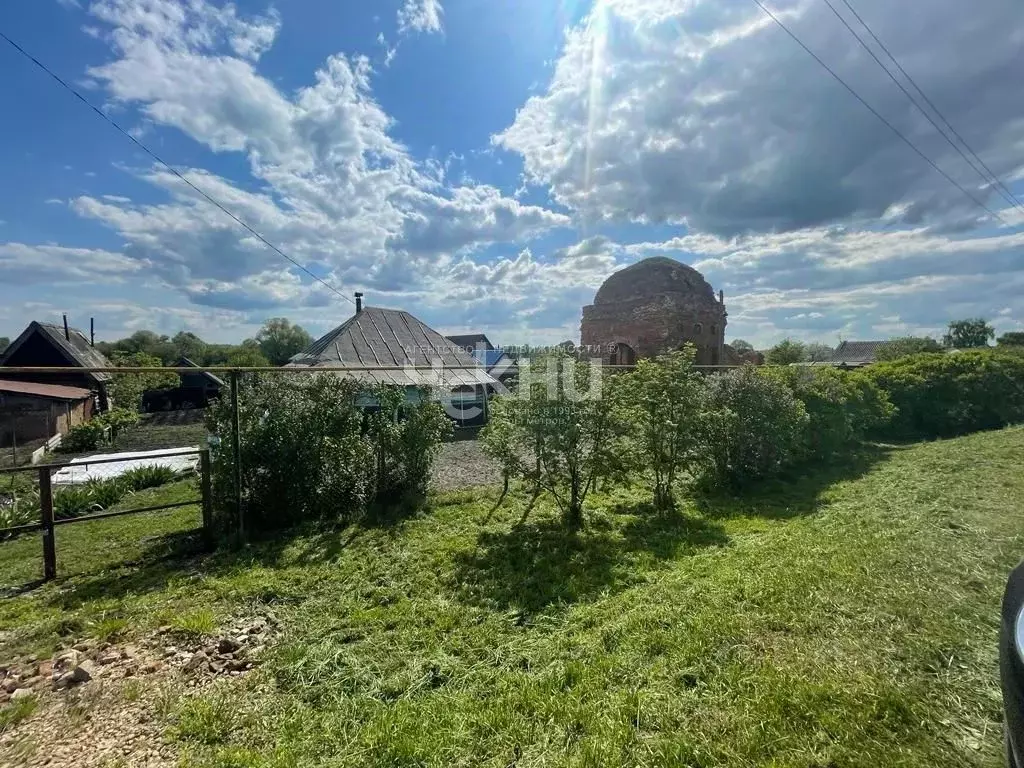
[0,379,93,401]
[0,321,113,382]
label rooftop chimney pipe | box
[355,292,363,313]
[62,314,70,341]
[90,318,95,347]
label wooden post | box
[199,448,213,546]
[229,370,243,541]
[39,467,56,581]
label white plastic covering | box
[51,446,201,486]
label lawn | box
[1,427,1023,766]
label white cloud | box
[0,242,142,285]
[66,0,567,313]
[397,0,443,35]
[495,0,1024,236]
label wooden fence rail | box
[0,448,211,581]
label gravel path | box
[430,439,500,492]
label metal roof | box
[288,307,497,387]
[176,356,226,387]
[0,321,113,382]
[831,340,886,364]
[0,379,93,401]
[446,333,494,351]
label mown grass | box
[2,428,1024,766]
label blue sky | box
[1,0,1023,348]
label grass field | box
[1,427,1023,766]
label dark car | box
[1001,560,1024,766]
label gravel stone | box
[430,439,499,492]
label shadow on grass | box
[452,506,728,615]
[693,443,892,521]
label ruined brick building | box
[580,257,727,366]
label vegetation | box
[944,317,995,349]
[1,428,1022,766]
[255,317,312,366]
[803,341,834,362]
[108,351,178,411]
[998,331,1024,347]
[875,335,943,361]
[121,465,178,492]
[205,375,450,537]
[863,347,1024,439]
[225,340,270,368]
[764,337,805,365]
[57,408,141,453]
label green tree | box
[226,340,270,368]
[619,346,708,511]
[483,353,625,528]
[0,336,9,355]
[256,318,313,366]
[804,343,834,362]
[943,318,994,349]
[730,339,754,353]
[765,338,806,366]
[875,336,943,361]
[997,331,1024,347]
[171,331,208,363]
[108,352,178,411]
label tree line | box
[93,318,313,368]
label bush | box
[59,421,108,453]
[53,485,100,520]
[121,465,177,492]
[615,347,708,510]
[770,366,894,460]
[0,490,40,536]
[697,367,808,490]
[97,408,141,443]
[206,375,451,537]
[84,478,127,509]
[482,353,626,528]
[862,349,1024,439]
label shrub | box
[697,366,808,490]
[53,485,100,520]
[97,408,141,443]
[207,373,372,536]
[109,351,178,411]
[875,337,943,361]
[863,349,1024,439]
[770,366,894,460]
[616,347,708,510]
[0,490,40,536]
[121,465,177,492]
[59,421,107,453]
[84,477,127,509]
[365,386,452,503]
[483,353,626,528]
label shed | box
[446,333,517,390]
[289,305,497,426]
[0,321,112,408]
[0,379,94,447]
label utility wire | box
[748,0,1010,227]
[823,0,1024,214]
[0,30,355,306]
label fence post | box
[38,467,56,581]
[229,369,244,541]
[199,448,213,546]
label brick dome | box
[594,257,717,306]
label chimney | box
[355,292,363,314]
[62,313,70,341]
[90,317,95,347]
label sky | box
[0,0,1022,349]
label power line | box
[823,0,1024,214]
[748,0,1011,227]
[833,0,1024,213]
[0,30,355,306]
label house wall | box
[0,396,90,447]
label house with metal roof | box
[0,319,113,408]
[288,304,497,425]
[445,332,517,390]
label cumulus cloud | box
[67,0,567,313]
[496,0,1024,236]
